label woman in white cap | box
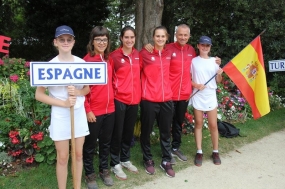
[190,36,223,167]
[35,25,90,189]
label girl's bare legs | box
[207,108,219,150]
[194,109,204,150]
[54,140,69,189]
[75,136,85,189]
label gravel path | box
[136,129,285,189]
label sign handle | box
[70,104,77,188]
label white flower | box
[231,105,236,111]
[151,132,155,136]
[217,114,222,120]
[0,141,4,147]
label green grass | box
[1,108,285,189]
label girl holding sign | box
[35,25,90,189]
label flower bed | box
[0,56,55,175]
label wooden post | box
[70,105,77,188]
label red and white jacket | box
[140,48,172,102]
[83,53,115,116]
[110,47,141,105]
[167,42,196,101]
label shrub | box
[0,56,30,81]
[0,56,55,165]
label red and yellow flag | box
[223,36,270,119]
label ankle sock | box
[213,150,219,153]
[197,150,203,154]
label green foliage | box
[0,57,54,165]
[1,0,110,60]
[163,0,285,97]
[104,0,136,51]
[0,151,12,164]
[268,89,285,111]
[0,55,29,80]
[268,73,285,103]
[36,136,56,164]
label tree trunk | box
[135,0,164,50]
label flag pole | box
[259,29,266,36]
[187,73,218,101]
[70,96,77,188]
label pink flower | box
[9,131,19,138]
[26,70,30,75]
[10,150,23,156]
[31,132,44,141]
[34,120,41,125]
[25,61,30,67]
[10,74,19,82]
[26,156,34,164]
[11,137,20,144]
[0,58,4,65]
[32,143,38,149]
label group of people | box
[35,23,223,189]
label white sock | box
[173,148,177,151]
[213,150,219,153]
[163,161,167,165]
[197,150,203,154]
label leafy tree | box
[162,0,285,97]
[104,0,135,51]
[2,0,110,61]
[0,0,25,37]
[163,0,285,64]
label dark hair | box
[87,26,110,59]
[152,26,170,39]
[120,26,136,47]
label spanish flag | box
[223,36,270,119]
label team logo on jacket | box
[188,54,193,56]
[121,58,125,63]
[151,57,155,61]
[172,53,176,57]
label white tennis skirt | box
[189,88,218,111]
[49,103,89,141]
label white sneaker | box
[111,164,127,180]
[121,161,139,173]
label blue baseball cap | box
[198,36,212,45]
[55,25,75,38]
